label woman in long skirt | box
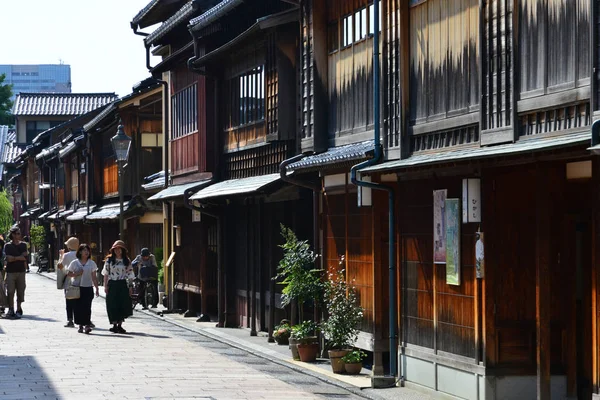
[102,240,135,333]
[67,243,99,334]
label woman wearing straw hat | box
[57,236,79,327]
[101,240,135,333]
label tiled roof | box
[287,140,374,172]
[83,102,118,133]
[145,1,196,45]
[190,173,280,201]
[361,132,590,173]
[142,170,167,191]
[12,92,118,116]
[1,130,22,165]
[86,203,129,221]
[132,0,187,29]
[67,206,94,222]
[189,0,243,31]
[148,179,210,201]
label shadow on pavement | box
[21,315,59,323]
[126,331,171,339]
[0,355,61,398]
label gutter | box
[349,0,398,383]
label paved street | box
[0,273,372,400]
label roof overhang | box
[148,179,211,201]
[190,173,280,201]
[362,131,590,174]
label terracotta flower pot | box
[297,342,320,362]
[344,362,363,375]
[328,349,350,374]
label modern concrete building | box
[0,64,71,100]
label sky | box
[1,0,161,97]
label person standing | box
[132,248,159,308]
[57,237,79,327]
[102,240,134,333]
[68,243,99,334]
[3,226,28,318]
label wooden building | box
[184,0,310,333]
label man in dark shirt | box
[4,226,28,318]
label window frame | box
[171,82,198,140]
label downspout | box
[349,0,398,380]
[131,23,150,37]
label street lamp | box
[111,121,131,239]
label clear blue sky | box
[1,0,161,97]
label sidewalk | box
[38,269,431,400]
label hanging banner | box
[445,198,461,285]
[433,190,447,264]
[475,232,485,279]
[462,178,481,223]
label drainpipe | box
[349,0,398,380]
[183,185,225,327]
[131,23,150,37]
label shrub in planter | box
[321,259,364,373]
[341,350,367,375]
[273,321,292,345]
[291,321,319,362]
[273,225,322,323]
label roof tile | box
[12,93,118,116]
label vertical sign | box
[192,209,201,222]
[475,232,485,279]
[445,198,461,285]
[462,178,481,223]
[433,190,447,264]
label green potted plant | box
[321,259,364,373]
[273,321,292,345]
[29,224,46,266]
[273,225,322,359]
[291,320,320,362]
[341,349,367,375]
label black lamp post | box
[111,121,131,239]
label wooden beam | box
[536,164,551,400]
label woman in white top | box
[67,243,99,334]
[57,236,79,328]
[102,240,135,333]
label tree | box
[0,74,14,126]
[0,190,13,235]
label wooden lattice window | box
[103,157,118,197]
[171,83,198,140]
[70,167,78,202]
[223,66,265,131]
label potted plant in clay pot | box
[321,258,364,374]
[273,225,322,360]
[292,320,320,362]
[341,349,367,375]
[273,321,292,345]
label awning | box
[287,140,374,172]
[21,207,41,218]
[45,208,64,221]
[361,131,590,174]
[38,209,56,220]
[190,173,280,201]
[66,206,94,222]
[86,203,128,221]
[56,209,75,220]
[148,180,211,201]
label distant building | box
[12,92,118,144]
[0,64,71,101]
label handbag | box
[65,283,80,299]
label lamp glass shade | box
[111,125,131,162]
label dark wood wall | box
[399,178,476,359]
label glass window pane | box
[355,11,361,42]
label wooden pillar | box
[268,205,275,343]
[250,201,257,336]
[200,224,208,317]
[483,175,496,367]
[536,165,551,400]
[372,189,385,376]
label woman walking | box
[67,244,99,334]
[57,237,79,328]
[102,240,134,333]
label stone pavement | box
[0,271,431,400]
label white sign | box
[192,209,201,222]
[462,178,481,223]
